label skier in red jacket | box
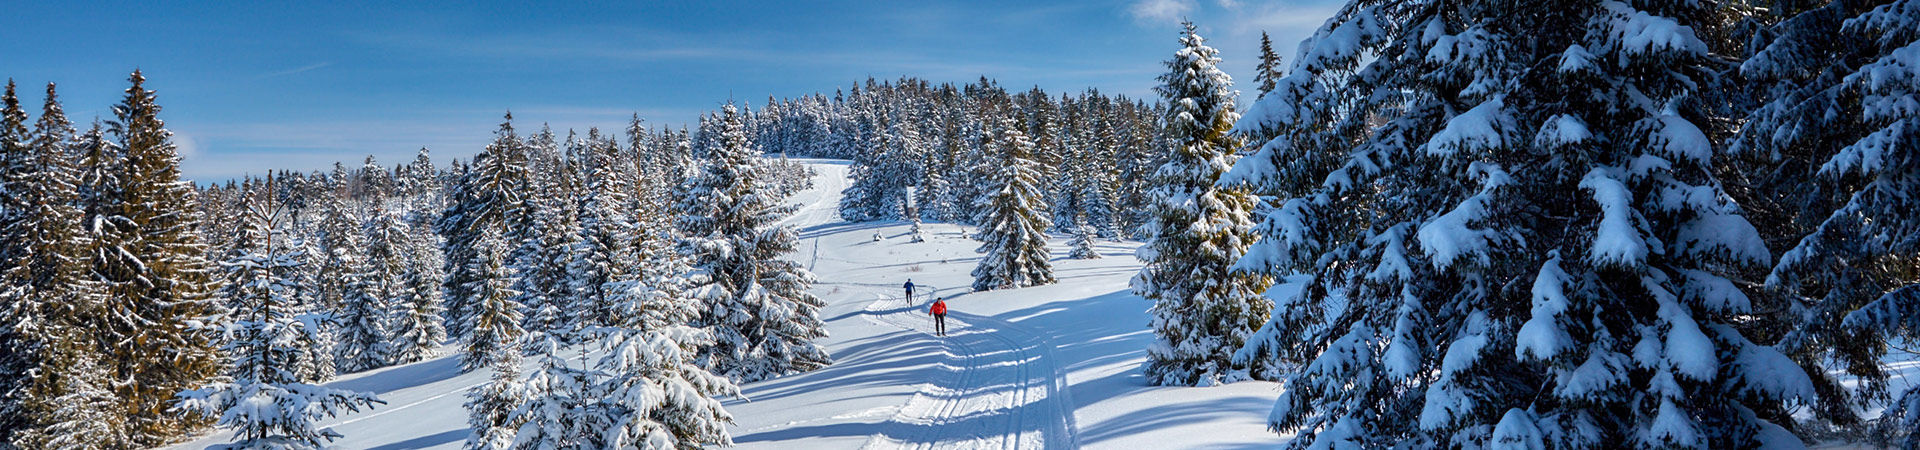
[929,298,948,336]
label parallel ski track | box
[818,282,1077,450]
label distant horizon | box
[0,0,1338,182]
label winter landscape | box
[2,1,1918,449]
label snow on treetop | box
[1601,1,1708,64]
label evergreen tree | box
[1069,214,1101,260]
[176,177,383,450]
[971,117,1054,291]
[507,338,599,449]
[464,348,524,450]
[1227,3,1813,447]
[1735,0,1920,441]
[1134,22,1272,387]
[508,173,579,353]
[0,78,40,447]
[337,213,412,373]
[0,82,127,448]
[1254,31,1284,98]
[99,71,225,445]
[594,245,737,448]
[460,229,525,373]
[442,113,530,345]
[678,103,831,383]
[388,220,446,365]
[567,133,638,330]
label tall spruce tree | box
[442,113,530,344]
[388,220,446,365]
[678,103,830,383]
[1227,3,1814,447]
[566,132,638,330]
[100,71,224,445]
[460,228,524,373]
[971,116,1055,291]
[0,82,125,448]
[1133,22,1273,387]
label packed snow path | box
[837,286,1079,450]
[171,158,1285,450]
[770,161,1079,449]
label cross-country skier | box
[929,297,948,336]
[903,279,915,304]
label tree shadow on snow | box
[365,428,466,450]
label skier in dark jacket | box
[903,279,915,304]
[929,298,948,336]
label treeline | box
[0,68,826,448]
[743,77,1168,240]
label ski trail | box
[839,286,1077,450]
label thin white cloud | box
[1129,0,1196,24]
[172,130,200,159]
[262,62,333,78]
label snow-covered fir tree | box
[1227,3,1815,447]
[441,113,530,344]
[176,177,383,450]
[507,336,598,449]
[971,116,1054,291]
[336,212,412,373]
[1132,22,1272,387]
[459,228,525,373]
[678,102,831,383]
[566,130,638,331]
[464,347,525,450]
[1253,31,1283,99]
[593,242,738,448]
[1069,214,1101,260]
[388,219,447,365]
[0,81,126,449]
[99,71,225,445]
[1734,0,1920,442]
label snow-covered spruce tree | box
[442,113,531,344]
[460,228,526,373]
[593,242,738,448]
[507,336,599,449]
[0,79,40,446]
[465,348,525,450]
[389,220,447,365]
[337,212,413,373]
[566,131,638,331]
[99,71,226,445]
[1254,31,1284,99]
[1132,22,1273,387]
[1227,2,1815,447]
[1069,214,1101,260]
[678,103,830,383]
[177,178,383,450]
[0,82,127,449]
[971,116,1054,291]
[510,191,580,353]
[1734,0,1920,439]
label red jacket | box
[929,301,947,315]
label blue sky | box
[0,0,1337,181]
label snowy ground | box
[170,158,1287,449]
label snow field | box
[174,159,1285,449]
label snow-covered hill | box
[171,159,1286,449]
